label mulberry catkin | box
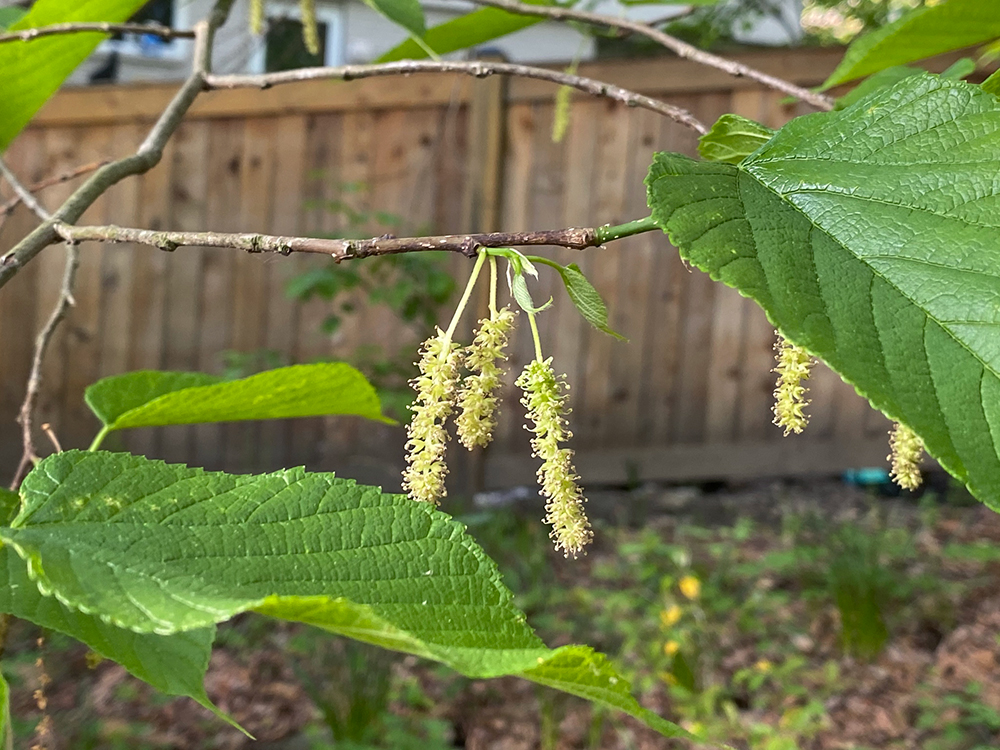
[457,307,516,449]
[889,422,923,490]
[772,333,813,435]
[517,358,592,557]
[402,330,462,504]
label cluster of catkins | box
[402,290,592,557]
[771,331,925,490]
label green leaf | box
[0,545,232,726]
[0,669,8,750]
[529,257,626,340]
[645,74,1000,513]
[983,68,1000,96]
[0,6,26,30]
[822,0,1000,88]
[3,451,692,741]
[833,65,923,110]
[376,6,542,62]
[697,114,774,164]
[85,363,394,435]
[0,490,19,527]
[0,0,149,151]
[365,0,425,37]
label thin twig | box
[0,160,109,219]
[52,221,659,260]
[0,155,51,222]
[0,0,238,291]
[0,22,195,45]
[204,60,708,133]
[10,244,79,491]
[467,0,834,110]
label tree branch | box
[0,155,51,222]
[10,244,79,491]
[0,160,109,219]
[467,0,834,111]
[204,60,708,134]
[52,219,661,260]
[0,22,195,45]
[0,0,238,291]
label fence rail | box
[0,48,899,491]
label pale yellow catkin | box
[888,422,923,490]
[300,0,320,56]
[457,307,516,450]
[517,358,592,557]
[402,331,463,504]
[250,0,264,35]
[772,333,813,435]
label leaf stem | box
[594,216,659,245]
[88,426,110,452]
[529,312,544,362]
[443,251,488,347]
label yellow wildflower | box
[679,575,701,600]
[755,659,772,673]
[664,640,680,656]
[660,604,683,627]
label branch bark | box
[204,60,708,134]
[52,220,660,260]
[0,160,108,219]
[10,243,79,491]
[0,0,238,291]
[0,155,52,222]
[0,22,195,45]
[468,0,835,111]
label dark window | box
[265,17,327,72]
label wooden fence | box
[0,48,898,492]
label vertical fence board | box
[258,114,309,472]
[61,126,116,452]
[160,120,210,465]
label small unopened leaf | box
[698,114,774,164]
[85,363,392,433]
[365,0,425,37]
[510,272,552,315]
[4,451,692,741]
[557,263,625,340]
